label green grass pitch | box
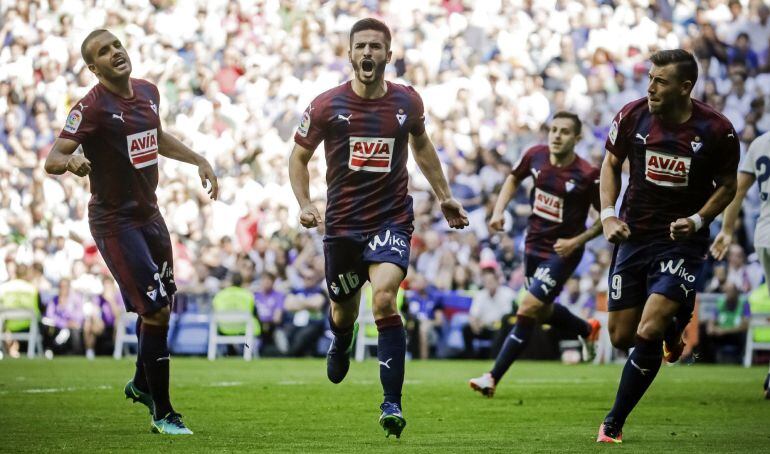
[1,358,768,453]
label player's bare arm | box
[409,131,469,229]
[710,172,755,259]
[488,174,521,232]
[555,218,603,258]
[599,150,630,243]
[44,138,91,177]
[157,132,218,200]
[288,142,322,228]
[670,164,737,241]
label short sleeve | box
[407,87,426,136]
[510,147,534,180]
[294,97,327,151]
[58,98,98,144]
[717,123,741,177]
[605,107,630,159]
[739,136,758,175]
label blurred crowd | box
[2,0,770,360]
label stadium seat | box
[207,311,258,361]
[169,313,209,355]
[354,285,405,362]
[112,312,139,359]
[743,315,770,367]
[0,308,42,358]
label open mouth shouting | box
[360,59,375,77]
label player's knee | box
[141,305,170,326]
[636,319,665,341]
[609,325,635,349]
[372,288,397,315]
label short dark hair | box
[650,49,698,87]
[231,271,243,287]
[349,18,391,50]
[80,29,110,64]
[552,111,582,135]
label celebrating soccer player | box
[597,49,739,443]
[468,112,602,398]
[45,30,218,435]
[710,129,770,399]
[288,18,468,438]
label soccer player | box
[711,130,770,399]
[44,30,218,435]
[597,49,739,443]
[468,112,603,398]
[288,18,468,438]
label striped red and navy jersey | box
[605,97,740,244]
[294,81,424,237]
[511,145,600,259]
[58,78,162,237]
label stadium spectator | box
[404,273,443,360]
[253,272,286,356]
[283,269,327,357]
[703,283,750,364]
[462,267,516,358]
[42,278,84,357]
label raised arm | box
[710,172,755,260]
[158,131,218,200]
[288,143,323,228]
[44,138,91,176]
[488,174,521,232]
[409,131,469,229]
[599,151,630,243]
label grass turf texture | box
[1,358,767,453]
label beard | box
[352,58,386,85]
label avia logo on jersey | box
[659,258,696,283]
[126,128,158,169]
[645,149,691,188]
[532,188,563,223]
[348,136,395,173]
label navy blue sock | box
[140,323,173,419]
[376,315,406,406]
[605,336,663,428]
[329,314,355,351]
[490,315,536,383]
[546,304,590,338]
[133,317,148,392]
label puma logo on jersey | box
[379,358,393,369]
[337,113,352,124]
[645,150,691,187]
[531,168,541,179]
[630,359,651,375]
[680,284,694,298]
[112,112,125,123]
[78,103,88,111]
[391,247,404,257]
[636,133,650,145]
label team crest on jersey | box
[149,99,158,115]
[565,179,575,192]
[64,109,83,133]
[533,188,563,223]
[690,136,702,153]
[396,108,407,127]
[348,136,395,172]
[645,149,691,187]
[126,128,158,169]
[297,108,311,137]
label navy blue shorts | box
[608,240,705,312]
[323,226,412,303]
[525,252,582,304]
[94,217,177,315]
